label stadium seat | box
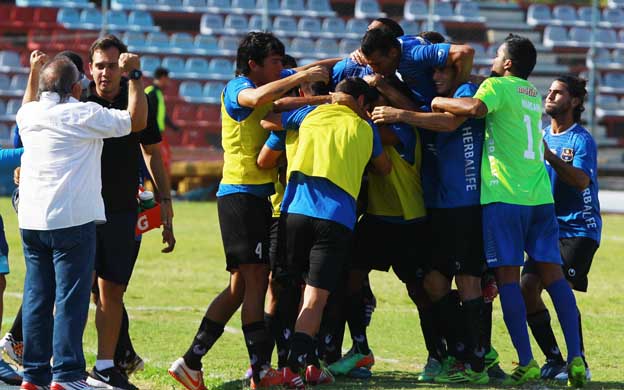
[0,100,5,116]
[128,11,155,28]
[338,38,359,55]
[594,48,612,66]
[33,7,58,28]
[123,31,147,49]
[597,28,617,46]
[217,36,240,55]
[273,16,297,36]
[162,56,186,75]
[0,74,9,92]
[141,55,161,73]
[79,8,102,29]
[526,4,551,26]
[306,0,334,17]
[613,49,624,64]
[172,103,195,125]
[432,2,453,19]
[298,17,322,36]
[345,18,369,38]
[196,104,220,123]
[146,32,170,50]
[111,0,134,9]
[553,5,577,25]
[5,99,21,116]
[597,94,620,109]
[224,14,248,32]
[543,26,568,47]
[0,51,23,72]
[601,73,624,93]
[207,0,230,12]
[185,57,209,78]
[170,32,195,53]
[401,20,420,36]
[569,27,591,45]
[107,10,128,29]
[195,34,218,53]
[249,15,271,31]
[322,17,345,37]
[403,0,427,21]
[455,2,481,20]
[577,7,593,24]
[183,0,207,8]
[179,80,203,102]
[354,0,385,19]
[57,8,80,27]
[315,38,339,57]
[159,0,183,8]
[202,82,225,103]
[231,0,255,13]
[256,0,280,13]
[602,8,624,27]
[281,0,305,15]
[0,123,9,144]
[200,14,225,35]
[208,59,233,80]
[289,37,315,57]
[9,74,27,92]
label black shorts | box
[523,237,599,292]
[217,193,272,271]
[95,210,141,286]
[429,206,486,278]
[269,215,289,282]
[353,214,428,284]
[285,213,352,292]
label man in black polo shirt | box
[85,35,176,390]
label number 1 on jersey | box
[523,114,536,160]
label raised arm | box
[238,66,329,108]
[293,58,342,72]
[22,50,48,105]
[447,44,475,85]
[365,74,419,111]
[431,96,487,118]
[120,53,148,132]
[273,95,331,113]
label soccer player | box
[429,34,586,387]
[521,75,601,382]
[280,78,391,388]
[168,32,329,390]
[328,77,428,378]
[360,28,474,106]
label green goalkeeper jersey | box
[474,76,554,206]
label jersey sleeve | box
[265,131,286,151]
[281,68,297,78]
[223,77,255,121]
[370,122,383,158]
[331,58,348,90]
[282,105,316,130]
[408,43,450,67]
[573,133,598,183]
[473,78,500,114]
[389,122,415,150]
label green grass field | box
[0,198,623,389]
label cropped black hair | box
[361,28,400,57]
[503,34,537,80]
[373,17,404,38]
[335,77,379,106]
[236,32,285,76]
[556,74,587,123]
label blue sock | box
[499,282,533,366]
[546,278,581,363]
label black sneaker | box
[540,358,567,380]
[86,366,138,390]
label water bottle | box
[139,190,156,210]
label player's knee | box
[536,262,565,288]
[423,271,450,301]
[0,274,6,293]
[406,281,430,308]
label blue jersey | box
[388,122,416,165]
[216,68,297,198]
[331,58,373,90]
[264,105,318,151]
[281,107,383,230]
[544,123,602,243]
[396,36,450,105]
[421,83,484,208]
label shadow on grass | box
[211,372,624,390]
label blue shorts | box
[0,215,9,274]
[483,203,562,268]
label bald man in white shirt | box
[16,55,146,390]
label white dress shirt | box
[17,92,132,230]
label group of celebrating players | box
[166,17,602,390]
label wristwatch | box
[129,69,143,80]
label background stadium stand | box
[1,0,624,194]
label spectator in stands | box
[145,67,180,178]
[83,35,175,390]
[16,54,147,390]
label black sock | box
[9,305,23,342]
[287,332,316,372]
[481,301,493,352]
[346,292,370,355]
[243,321,272,380]
[275,281,301,368]
[183,317,225,370]
[462,297,485,372]
[115,305,137,367]
[527,309,565,364]
[362,281,376,327]
[417,306,446,361]
[264,313,277,366]
[432,291,461,359]
[318,289,345,364]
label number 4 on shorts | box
[255,242,262,259]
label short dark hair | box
[89,34,128,62]
[418,31,445,44]
[361,28,400,57]
[373,17,404,38]
[503,34,536,80]
[236,32,285,76]
[282,54,298,69]
[309,81,331,96]
[56,51,85,75]
[39,57,79,103]
[335,77,379,106]
[154,67,169,79]
[556,74,587,123]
